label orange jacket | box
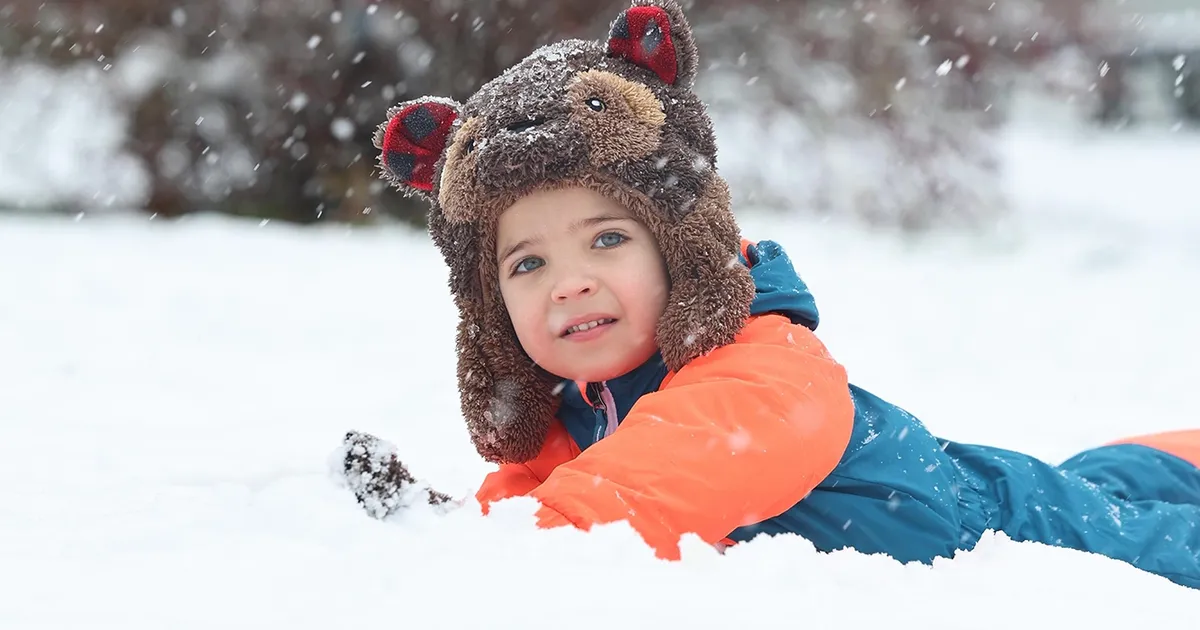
[475,312,856,560]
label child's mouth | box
[562,317,617,338]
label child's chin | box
[556,356,645,384]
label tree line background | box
[0,0,1186,231]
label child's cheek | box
[504,289,544,349]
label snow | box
[3,127,1200,625]
[331,117,357,141]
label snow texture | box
[2,128,1200,625]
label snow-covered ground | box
[2,127,1200,627]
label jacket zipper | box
[586,381,620,444]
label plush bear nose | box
[473,115,587,191]
[504,118,545,133]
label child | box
[341,0,1200,589]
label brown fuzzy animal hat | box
[374,0,755,464]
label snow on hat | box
[373,0,755,464]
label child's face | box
[496,186,669,383]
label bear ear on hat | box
[373,96,463,201]
[605,0,700,88]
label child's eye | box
[513,256,544,275]
[593,232,626,248]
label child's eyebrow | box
[498,236,540,265]
[569,214,629,231]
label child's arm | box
[476,464,541,505]
[526,314,855,559]
[475,419,581,507]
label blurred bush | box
[695,0,1116,230]
[0,0,1124,231]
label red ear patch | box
[380,101,459,192]
[606,6,678,85]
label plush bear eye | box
[585,97,606,112]
[463,138,475,154]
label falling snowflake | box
[487,379,523,427]
[288,92,309,112]
[330,118,355,141]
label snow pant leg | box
[947,441,1200,588]
[945,439,1200,588]
[1049,440,1200,589]
[1060,434,1200,507]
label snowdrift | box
[3,130,1200,626]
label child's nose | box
[551,273,598,302]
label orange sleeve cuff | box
[475,418,582,512]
